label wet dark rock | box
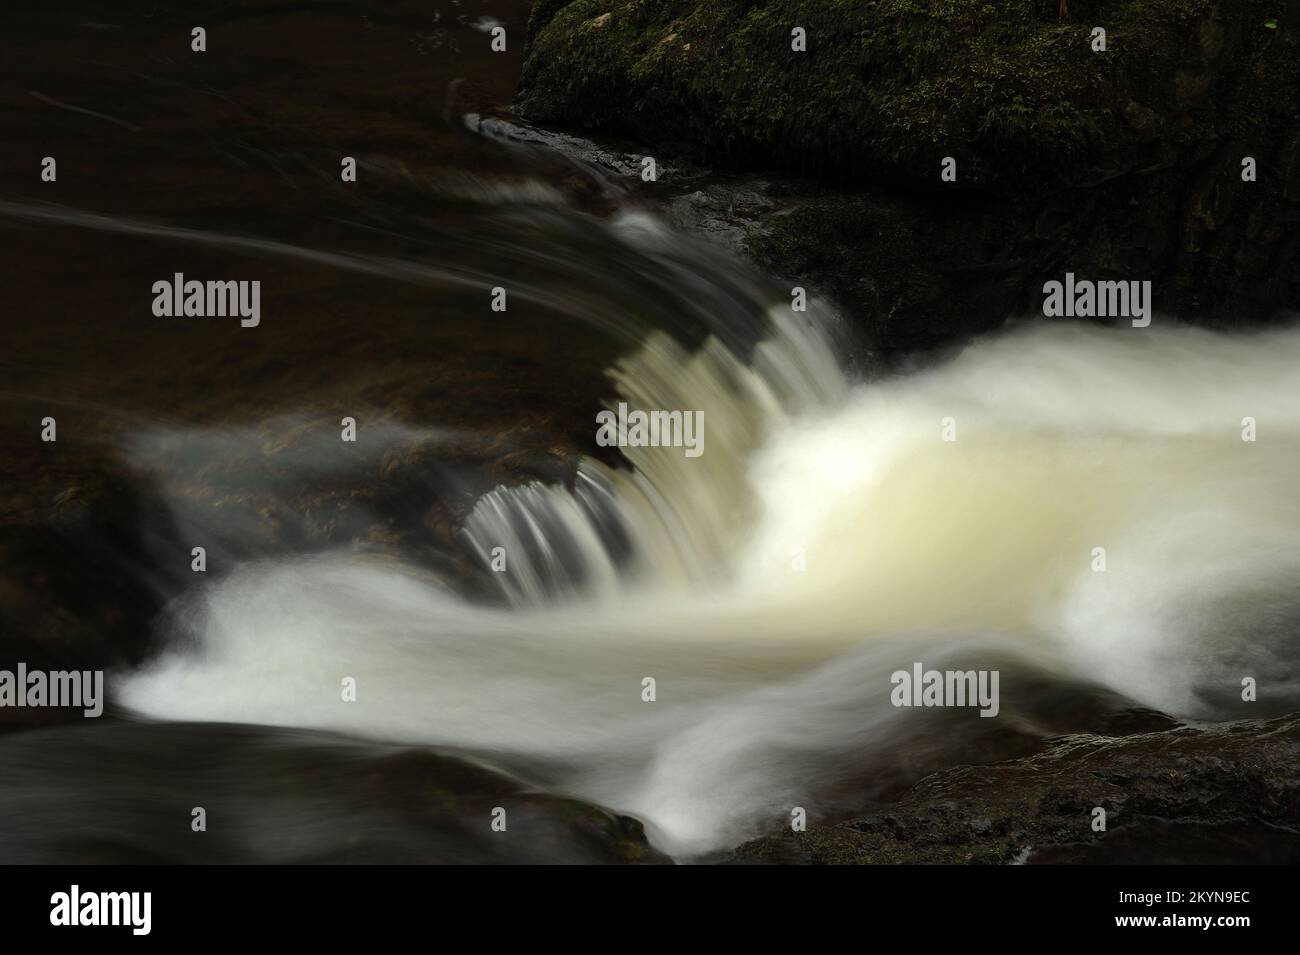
[719,715,1300,864]
[519,0,1300,360]
[0,475,181,730]
[0,720,670,864]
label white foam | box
[119,309,1300,856]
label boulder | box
[519,0,1300,358]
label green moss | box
[521,1,1299,350]
[520,0,1298,193]
[527,0,576,40]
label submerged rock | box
[719,714,1300,864]
[519,0,1300,358]
[0,721,670,864]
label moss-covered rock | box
[519,1,1300,356]
[521,0,1296,191]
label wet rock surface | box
[0,720,669,863]
[519,0,1300,360]
[720,715,1300,864]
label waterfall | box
[116,199,1300,857]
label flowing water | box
[4,1,1300,862]
[115,313,1300,856]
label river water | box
[4,1,1300,862]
